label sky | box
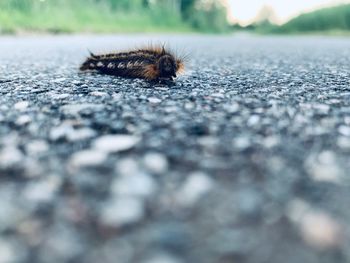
[227,0,350,25]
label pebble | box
[67,128,96,141]
[338,125,350,137]
[224,103,240,113]
[60,103,103,115]
[51,93,70,100]
[50,124,96,141]
[111,172,157,197]
[93,135,140,153]
[233,136,251,150]
[25,140,49,155]
[176,172,213,207]
[247,115,260,126]
[313,103,330,114]
[52,77,66,83]
[287,199,343,249]
[143,152,168,174]
[22,176,61,204]
[300,211,343,249]
[90,91,108,97]
[148,97,162,104]
[99,197,145,227]
[72,80,82,85]
[198,136,219,148]
[16,115,32,125]
[305,151,343,184]
[14,101,29,111]
[0,146,24,169]
[69,150,108,168]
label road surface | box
[0,34,350,263]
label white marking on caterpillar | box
[97,62,104,67]
[127,62,133,69]
[118,63,125,69]
[107,63,115,69]
[134,61,141,67]
[89,63,95,68]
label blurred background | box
[0,0,350,35]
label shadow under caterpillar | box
[80,46,185,81]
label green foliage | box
[187,1,229,32]
[0,0,229,34]
[267,4,350,34]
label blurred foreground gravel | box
[0,34,350,263]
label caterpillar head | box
[157,54,177,80]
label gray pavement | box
[0,34,350,263]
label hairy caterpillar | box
[80,46,185,81]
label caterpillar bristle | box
[80,45,185,81]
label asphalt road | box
[0,34,350,263]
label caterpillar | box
[80,46,185,81]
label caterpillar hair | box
[80,46,185,81]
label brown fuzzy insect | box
[80,46,185,81]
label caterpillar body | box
[80,46,184,81]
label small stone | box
[67,128,96,142]
[305,151,343,184]
[233,136,251,150]
[211,92,225,98]
[247,115,260,126]
[313,103,330,114]
[26,140,49,155]
[143,152,168,174]
[16,115,31,125]
[14,101,29,111]
[72,80,82,85]
[176,172,213,207]
[198,136,219,148]
[90,91,108,97]
[50,124,72,141]
[60,103,103,115]
[224,103,240,113]
[23,176,61,204]
[99,197,144,227]
[93,135,140,153]
[53,77,66,83]
[111,172,157,197]
[50,124,96,142]
[262,136,280,148]
[300,211,343,249]
[70,150,108,168]
[338,125,350,137]
[0,146,23,169]
[287,199,344,249]
[148,97,162,104]
[51,93,70,100]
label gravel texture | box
[0,34,350,263]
